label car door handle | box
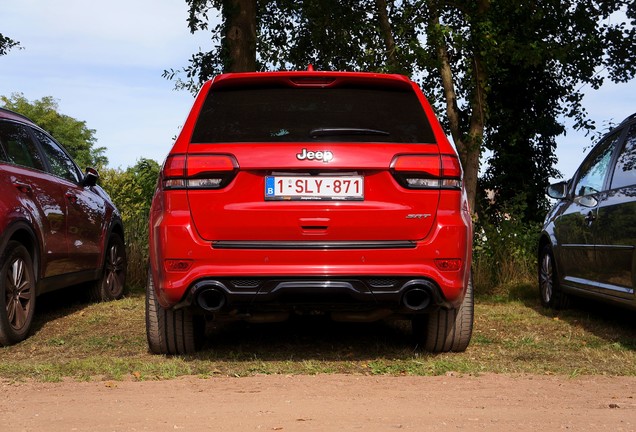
[12,181,32,193]
[65,192,78,204]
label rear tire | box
[539,244,568,309]
[0,241,37,346]
[145,268,203,355]
[91,233,128,302]
[413,273,474,352]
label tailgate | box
[186,144,441,242]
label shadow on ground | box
[29,284,96,336]
[527,292,636,351]
[193,316,421,361]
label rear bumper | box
[148,185,473,312]
[150,227,472,314]
[183,276,447,314]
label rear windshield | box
[191,86,436,144]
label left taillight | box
[390,154,462,189]
[162,154,239,190]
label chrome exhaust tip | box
[402,287,431,311]
[196,287,226,312]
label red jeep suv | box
[146,71,473,354]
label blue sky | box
[0,0,212,169]
[1,1,634,180]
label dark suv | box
[540,113,636,310]
[146,71,474,354]
[0,107,127,345]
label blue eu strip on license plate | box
[265,176,276,198]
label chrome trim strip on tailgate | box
[212,241,416,250]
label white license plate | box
[265,176,364,200]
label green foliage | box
[165,0,422,93]
[0,93,107,169]
[476,1,635,222]
[0,33,21,56]
[100,159,160,289]
[481,61,563,222]
[258,0,387,72]
[100,159,159,224]
[473,196,541,296]
[163,0,230,93]
[166,0,636,219]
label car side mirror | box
[82,167,99,187]
[546,181,568,199]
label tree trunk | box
[375,0,400,72]
[426,0,488,213]
[463,54,487,213]
[223,0,257,72]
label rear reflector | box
[162,154,238,190]
[391,154,462,189]
[164,259,193,272]
[434,259,462,271]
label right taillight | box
[162,154,238,190]
[390,154,462,190]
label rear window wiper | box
[309,128,390,138]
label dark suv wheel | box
[538,245,568,309]
[0,241,36,346]
[145,269,204,355]
[412,273,474,352]
[91,233,128,302]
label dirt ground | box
[1,374,635,431]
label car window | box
[32,129,82,183]
[192,86,436,144]
[610,123,636,190]
[0,137,6,162]
[0,121,46,170]
[572,131,622,197]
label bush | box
[99,159,160,290]
[473,198,541,297]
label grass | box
[0,282,634,382]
